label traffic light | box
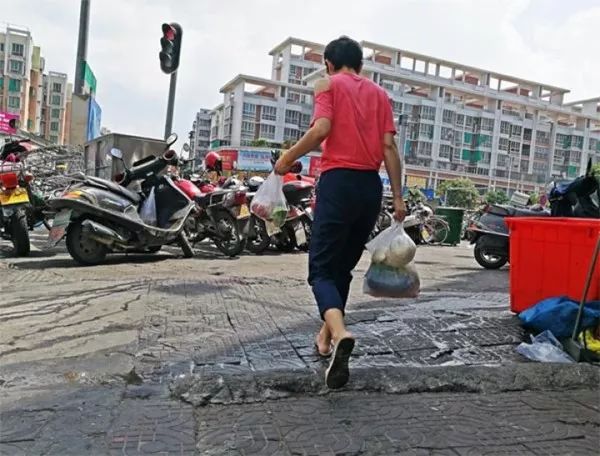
[159,22,182,74]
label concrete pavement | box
[1,237,598,455]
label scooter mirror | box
[110,148,123,160]
[166,133,178,148]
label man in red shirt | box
[275,36,406,389]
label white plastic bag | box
[140,187,157,226]
[364,221,420,298]
[366,222,416,268]
[515,330,574,363]
[250,172,288,227]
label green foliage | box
[528,192,540,205]
[405,186,426,203]
[250,139,269,147]
[436,178,480,209]
[484,190,509,205]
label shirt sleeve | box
[382,96,397,135]
[310,89,333,126]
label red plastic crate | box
[506,217,600,313]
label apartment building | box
[0,25,72,144]
[191,108,212,159]
[0,26,34,126]
[207,37,600,193]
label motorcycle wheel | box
[66,219,107,265]
[213,211,245,257]
[11,209,30,256]
[297,217,311,252]
[275,226,296,253]
[474,239,508,269]
[246,216,271,254]
[178,231,194,258]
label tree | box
[484,190,509,205]
[592,162,600,177]
[405,186,426,203]
[250,139,269,147]
[436,178,480,209]
[528,192,540,205]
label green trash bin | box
[434,207,465,245]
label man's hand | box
[274,157,293,176]
[393,196,407,222]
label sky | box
[5,0,600,143]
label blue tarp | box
[518,296,600,339]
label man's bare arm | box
[383,133,407,221]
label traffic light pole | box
[164,71,177,139]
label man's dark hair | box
[324,36,363,73]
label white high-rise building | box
[191,108,212,159]
[206,37,600,193]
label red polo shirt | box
[311,72,396,173]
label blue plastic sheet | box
[518,296,600,339]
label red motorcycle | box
[173,172,249,257]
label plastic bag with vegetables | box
[250,172,288,228]
[363,222,420,298]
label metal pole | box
[507,156,512,195]
[164,71,177,139]
[74,0,90,95]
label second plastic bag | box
[363,261,420,298]
[140,187,157,226]
[250,172,288,227]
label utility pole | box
[74,0,90,95]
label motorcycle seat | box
[489,204,548,217]
[84,176,141,203]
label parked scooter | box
[466,203,549,269]
[246,152,315,254]
[47,133,195,265]
[548,158,599,218]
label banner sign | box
[238,150,272,172]
[219,149,238,171]
[87,98,102,141]
[0,111,19,134]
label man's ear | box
[325,59,334,75]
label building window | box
[442,109,454,124]
[261,105,277,121]
[417,141,432,156]
[49,136,59,144]
[8,78,21,92]
[0,43,4,52]
[477,134,492,148]
[50,121,60,131]
[419,124,434,139]
[242,102,256,117]
[285,109,300,125]
[535,146,550,160]
[420,106,436,121]
[500,121,510,135]
[511,125,522,137]
[392,101,402,114]
[572,136,584,149]
[259,124,275,140]
[480,118,494,132]
[288,64,303,84]
[11,43,24,56]
[284,127,300,141]
[465,116,474,128]
[440,127,454,142]
[8,96,20,108]
[536,130,550,145]
[9,60,23,74]
[499,137,509,151]
[52,82,62,93]
[497,154,507,167]
[51,94,61,105]
[51,108,60,118]
[300,113,311,128]
[455,114,465,127]
[439,144,452,159]
[509,141,520,153]
[241,121,254,134]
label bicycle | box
[420,215,450,245]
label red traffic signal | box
[159,22,182,74]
